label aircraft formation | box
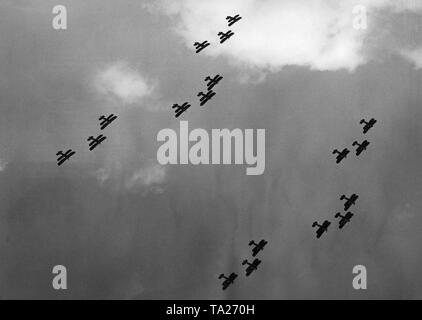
[56,113,118,165]
[312,193,359,238]
[314,118,377,237]
[194,15,241,53]
[332,118,376,164]
[57,14,244,163]
[175,14,242,117]
[171,74,224,119]
[219,239,268,290]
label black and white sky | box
[1,0,422,299]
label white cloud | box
[93,162,167,194]
[94,167,110,185]
[94,61,154,104]
[0,158,8,172]
[148,0,422,73]
[400,48,422,69]
[125,163,167,190]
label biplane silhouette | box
[248,239,267,257]
[194,40,210,53]
[352,140,370,156]
[218,272,238,290]
[99,114,117,130]
[332,148,350,164]
[218,30,234,43]
[340,194,358,211]
[87,134,106,151]
[312,220,331,238]
[198,90,216,106]
[242,258,261,276]
[360,118,377,134]
[172,102,191,118]
[205,74,223,91]
[56,149,75,166]
[334,212,354,229]
[226,14,242,26]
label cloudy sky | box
[1,0,422,299]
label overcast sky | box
[1,0,422,299]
